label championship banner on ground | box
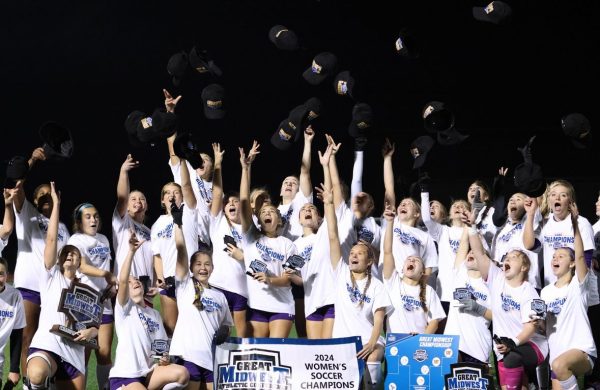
[384,333,459,390]
[214,337,364,390]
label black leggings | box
[502,343,539,369]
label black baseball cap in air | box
[395,29,420,59]
[410,136,435,170]
[271,120,297,151]
[268,25,299,51]
[304,97,322,121]
[561,113,591,149]
[39,121,74,160]
[348,103,373,138]
[189,47,223,77]
[167,51,189,86]
[201,84,226,119]
[423,101,455,134]
[303,52,338,85]
[473,1,513,25]
[173,132,204,169]
[436,127,469,146]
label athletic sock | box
[559,374,579,390]
[366,362,382,390]
[96,363,112,389]
[163,383,187,390]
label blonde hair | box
[541,179,576,218]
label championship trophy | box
[530,298,547,320]
[452,287,472,307]
[246,259,268,276]
[282,254,306,272]
[50,281,104,349]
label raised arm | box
[117,229,144,306]
[464,209,491,280]
[325,134,344,208]
[382,138,396,207]
[173,204,189,281]
[116,154,139,218]
[350,141,364,200]
[299,127,314,198]
[572,211,588,283]
[318,145,341,268]
[180,157,197,209]
[382,202,396,280]
[239,141,260,233]
[0,188,17,240]
[210,143,225,217]
[522,196,538,250]
[43,182,60,270]
[14,148,46,213]
[454,226,470,269]
[164,89,182,166]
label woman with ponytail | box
[320,144,391,390]
[381,202,445,334]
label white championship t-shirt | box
[150,206,198,279]
[294,222,335,317]
[380,219,438,274]
[278,191,313,241]
[13,200,70,292]
[541,273,597,365]
[208,211,247,298]
[443,264,492,363]
[30,266,86,375]
[0,284,26,371]
[384,270,445,334]
[493,214,542,289]
[332,260,392,347]
[486,263,548,360]
[112,208,153,280]
[170,277,233,370]
[109,298,168,379]
[68,233,113,315]
[242,227,297,315]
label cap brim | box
[127,133,146,148]
[412,153,428,170]
[303,68,328,85]
[569,135,591,150]
[204,107,226,120]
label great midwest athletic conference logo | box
[217,348,292,390]
[444,363,494,389]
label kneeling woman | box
[25,183,103,390]
[109,228,189,390]
[170,204,233,390]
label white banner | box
[214,337,364,390]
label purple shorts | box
[101,314,114,325]
[306,304,335,321]
[110,376,145,389]
[182,360,214,383]
[28,348,81,381]
[248,308,294,323]
[18,287,41,306]
[213,286,248,312]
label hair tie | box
[74,202,95,220]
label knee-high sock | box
[366,362,382,390]
[559,375,579,390]
[163,383,187,390]
[96,364,112,390]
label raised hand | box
[315,183,333,205]
[304,126,315,142]
[49,181,60,205]
[121,154,140,173]
[498,166,508,176]
[127,228,145,252]
[383,202,395,222]
[523,196,538,215]
[212,143,225,166]
[318,144,334,166]
[325,133,341,155]
[163,89,182,113]
[382,138,395,158]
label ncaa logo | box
[413,349,428,363]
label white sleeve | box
[423,235,438,269]
[420,192,443,242]
[14,293,27,329]
[350,151,364,200]
[426,286,447,321]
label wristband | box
[468,225,478,236]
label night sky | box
[2,0,598,266]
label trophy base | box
[50,325,99,349]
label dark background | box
[1,0,598,268]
